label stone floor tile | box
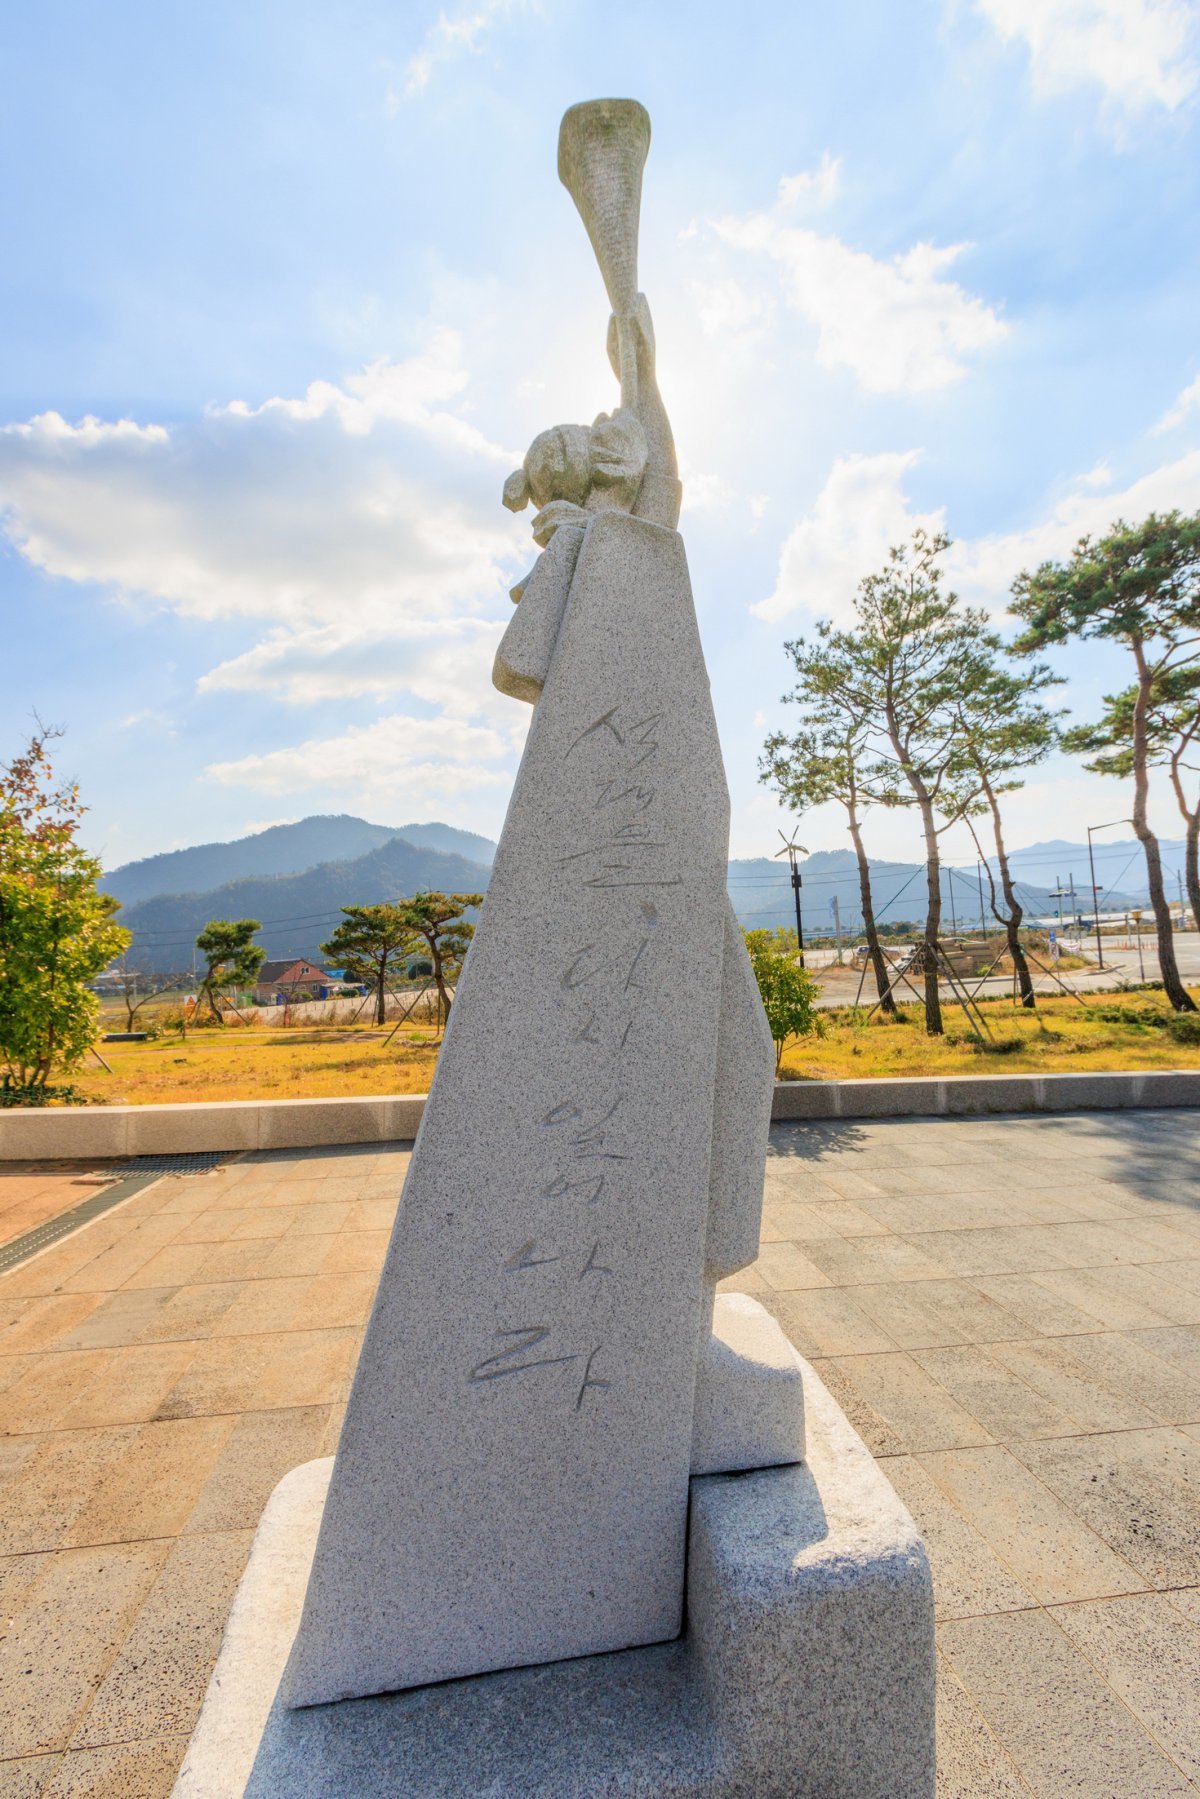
[886,1456,1035,1620]
[750,1242,832,1291]
[117,1243,213,1291]
[1128,1324,1200,1375]
[939,1608,1197,1797]
[131,1283,246,1345]
[187,1239,276,1284]
[41,1736,187,1799]
[55,1288,180,1351]
[255,1233,341,1279]
[910,1224,1107,1280]
[849,1278,1028,1350]
[0,1351,118,1435]
[1050,1593,1200,1786]
[285,1200,356,1235]
[934,1652,1034,1798]
[918,1446,1146,1605]
[821,1351,994,1453]
[63,1417,236,1547]
[0,1754,64,1797]
[0,1294,106,1357]
[318,1230,390,1274]
[861,1193,1026,1235]
[183,1404,330,1534]
[808,1356,908,1457]
[967,1274,1109,1338]
[1054,1331,1200,1423]
[800,1199,890,1237]
[72,1531,251,1749]
[171,1207,294,1245]
[0,1232,126,1299]
[294,1270,377,1331]
[208,1276,313,1337]
[714,1266,769,1296]
[757,1201,844,1243]
[913,1345,1083,1440]
[0,1541,169,1759]
[984,1337,1163,1432]
[756,1286,898,1356]
[1066,1262,1200,1326]
[802,1232,951,1285]
[1023,1266,1182,1332]
[155,1328,357,1418]
[342,1197,398,1232]
[56,1342,199,1430]
[1010,1428,1200,1589]
[58,1221,193,1296]
[0,1429,138,1555]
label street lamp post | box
[775,832,808,968]
[1086,818,1132,973]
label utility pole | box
[831,895,844,965]
[1087,817,1132,972]
[775,832,807,968]
[977,862,986,936]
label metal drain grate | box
[0,1152,232,1277]
[113,1151,229,1177]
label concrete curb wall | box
[2,1070,1199,1160]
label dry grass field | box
[60,986,1200,1105]
[779,986,1200,1082]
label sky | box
[2,0,1200,876]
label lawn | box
[77,1022,443,1105]
[778,986,1200,1081]
[60,984,1200,1105]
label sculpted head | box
[502,409,648,541]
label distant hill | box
[727,845,1146,937]
[102,814,497,908]
[119,837,493,973]
[110,817,1165,973]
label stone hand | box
[606,293,656,383]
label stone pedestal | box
[173,1345,934,1799]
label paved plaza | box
[0,1111,1197,1796]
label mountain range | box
[104,815,1164,973]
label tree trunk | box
[431,944,451,1029]
[1168,745,1200,941]
[1132,643,1195,1011]
[985,780,1035,1007]
[918,796,944,1035]
[374,966,386,1027]
[846,809,896,1013]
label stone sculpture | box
[282,95,799,1707]
[175,98,935,1799]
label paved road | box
[812,931,1200,1009]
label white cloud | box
[0,335,520,626]
[710,177,1007,394]
[207,714,510,797]
[778,152,841,210]
[1154,372,1200,433]
[951,446,1200,608]
[754,450,945,622]
[759,438,1200,628]
[390,1,528,105]
[976,0,1200,116]
[0,333,535,818]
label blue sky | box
[3,0,1200,873]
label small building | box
[253,957,327,1005]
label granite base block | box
[174,1352,934,1798]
